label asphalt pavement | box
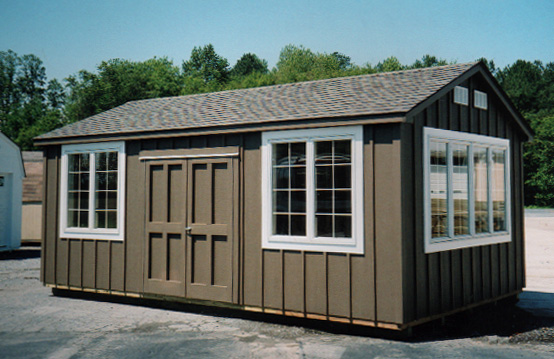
[0,210,553,358]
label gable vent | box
[474,90,488,110]
[454,86,469,106]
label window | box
[60,141,126,240]
[424,128,510,253]
[475,90,488,110]
[454,86,469,106]
[262,126,363,253]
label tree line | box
[1,45,553,206]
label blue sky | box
[1,0,552,82]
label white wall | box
[0,132,24,251]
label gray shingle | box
[37,63,477,141]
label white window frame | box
[262,126,364,254]
[423,127,511,253]
[59,141,126,240]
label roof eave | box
[33,113,407,146]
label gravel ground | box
[0,211,553,358]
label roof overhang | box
[34,113,406,146]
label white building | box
[0,131,25,251]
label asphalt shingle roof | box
[37,62,477,141]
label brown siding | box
[42,146,60,285]
[125,140,145,293]
[405,73,526,322]
[43,127,384,324]
[374,124,404,323]
[243,124,380,323]
[242,133,263,307]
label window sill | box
[263,235,363,254]
[425,232,510,253]
[60,231,124,241]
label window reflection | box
[315,140,352,238]
[430,141,448,238]
[492,149,506,231]
[67,153,90,228]
[272,142,306,236]
[452,144,469,236]
[473,147,489,233]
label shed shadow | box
[409,295,554,343]
[51,289,554,342]
[0,247,41,260]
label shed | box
[22,151,44,243]
[35,62,532,331]
[0,131,24,252]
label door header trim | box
[139,146,239,161]
[140,152,239,161]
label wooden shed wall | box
[41,124,407,326]
[242,125,405,325]
[403,73,526,323]
[41,134,244,295]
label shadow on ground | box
[0,247,41,260]
[51,288,554,343]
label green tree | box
[330,52,352,71]
[182,44,229,90]
[0,50,64,150]
[274,45,350,83]
[496,60,544,114]
[495,59,554,206]
[64,57,183,123]
[230,53,268,77]
[524,114,554,206]
[411,55,449,69]
[375,56,404,72]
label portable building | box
[22,151,44,243]
[0,131,24,252]
[36,62,532,331]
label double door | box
[143,154,238,303]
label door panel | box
[186,158,234,302]
[144,161,186,297]
[143,154,237,303]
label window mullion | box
[89,152,96,231]
[447,143,454,239]
[306,140,315,240]
[468,144,475,236]
[487,148,494,233]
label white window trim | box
[59,141,126,240]
[423,127,511,253]
[261,126,364,254]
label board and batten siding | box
[242,125,403,325]
[41,134,243,296]
[404,73,525,323]
[41,125,408,326]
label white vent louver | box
[454,86,469,106]
[474,90,488,110]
